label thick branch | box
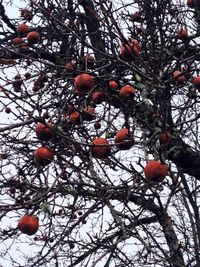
[0,3,16,32]
[10,50,57,64]
[0,119,34,133]
[159,214,185,267]
[79,0,105,60]
[167,136,200,180]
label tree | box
[0,0,200,266]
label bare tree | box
[0,0,200,266]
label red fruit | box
[40,75,47,83]
[84,54,95,67]
[70,111,81,124]
[187,0,196,8]
[91,137,111,159]
[34,236,38,241]
[119,85,135,99]
[12,37,23,45]
[42,235,49,241]
[120,39,141,61]
[129,11,141,22]
[83,106,95,121]
[192,76,200,88]
[32,85,40,92]
[74,87,86,96]
[18,215,39,236]
[35,123,54,141]
[50,238,54,244]
[21,9,33,20]
[24,72,31,79]
[94,121,101,130]
[74,74,94,92]
[34,147,54,166]
[177,28,188,39]
[5,107,11,114]
[12,77,23,92]
[9,186,16,194]
[64,104,75,116]
[15,74,21,80]
[78,211,83,216]
[17,23,29,36]
[92,91,104,104]
[65,62,75,73]
[115,128,134,150]
[109,80,118,90]
[159,131,171,145]
[144,161,168,183]
[172,70,186,84]
[82,219,87,224]
[71,214,77,219]
[69,241,75,249]
[27,31,40,44]
[85,54,95,62]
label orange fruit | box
[115,128,134,150]
[18,215,39,236]
[34,147,54,166]
[35,123,54,141]
[144,161,168,182]
[17,23,29,36]
[91,137,111,159]
[119,85,135,99]
[27,31,40,44]
[74,74,94,92]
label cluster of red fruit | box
[120,39,141,61]
[18,123,55,235]
[34,123,54,166]
[90,128,134,159]
[31,75,135,167]
[143,130,171,183]
[65,72,170,185]
[172,69,200,91]
[13,22,40,47]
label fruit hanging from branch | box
[18,215,39,236]
[115,128,134,150]
[91,137,111,159]
[35,123,54,141]
[74,73,94,92]
[92,91,104,104]
[109,80,119,90]
[34,147,54,166]
[119,85,135,100]
[17,23,29,36]
[172,70,186,84]
[12,37,23,45]
[192,76,200,89]
[159,131,171,145]
[83,54,95,68]
[27,31,40,44]
[177,28,188,39]
[144,161,168,183]
[82,106,96,121]
[120,39,141,61]
[70,111,81,125]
